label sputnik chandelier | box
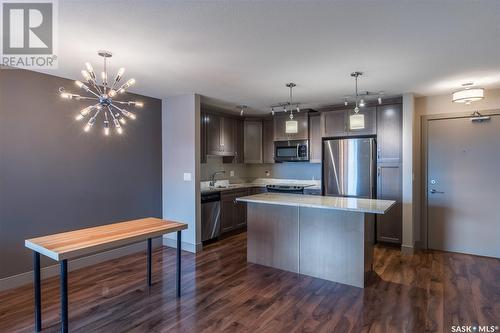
[59,50,142,135]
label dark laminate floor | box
[0,232,499,333]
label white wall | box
[162,94,201,252]
[414,88,500,247]
[402,93,415,254]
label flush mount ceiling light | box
[59,50,142,135]
[452,83,484,104]
[270,83,301,134]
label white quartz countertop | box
[200,178,321,194]
[236,193,395,214]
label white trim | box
[401,245,415,255]
[0,239,162,292]
[162,235,201,253]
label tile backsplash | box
[201,156,321,182]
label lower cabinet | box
[376,163,402,244]
[221,189,249,234]
[220,187,267,234]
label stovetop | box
[266,184,306,191]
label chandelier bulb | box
[104,121,110,136]
[115,67,125,82]
[85,62,95,79]
[81,70,91,82]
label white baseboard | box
[162,235,201,253]
[0,238,162,292]
[401,244,415,255]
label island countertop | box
[236,193,395,214]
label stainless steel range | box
[266,184,305,194]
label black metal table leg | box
[176,230,181,298]
[34,252,42,332]
[60,260,68,333]
[147,238,152,286]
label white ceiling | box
[41,0,500,114]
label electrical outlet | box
[230,170,235,177]
[265,170,271,177]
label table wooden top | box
[25,218,187,261]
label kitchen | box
[199,93,403,249]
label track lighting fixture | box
[237,105,247,116]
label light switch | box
[230,170,235,177]
[183,173,192,181]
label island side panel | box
[364,213,375,281]
[298,208,367,288]
[247,203,299,273]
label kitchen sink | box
[215,185,238,189]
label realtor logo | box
[1,0,58,68]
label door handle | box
[429,189,444,194]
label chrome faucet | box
[209,171,226,187]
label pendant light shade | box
[285,119,298,133]
[452,86,484,104]
[349,113,365,130]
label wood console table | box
[25,217,187,333]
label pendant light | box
[285,83,298,134]
[349,72,365,130]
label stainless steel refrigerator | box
[323,138,376,198]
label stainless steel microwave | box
[274,140,309,162]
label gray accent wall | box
[0,69,162,278]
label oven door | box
[274,140,309,162]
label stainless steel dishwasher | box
[201,192,221,242]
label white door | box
[427,114,500,258]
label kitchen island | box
[236,193,395,288]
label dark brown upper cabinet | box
[274,113,309,141]
[233,119,245,163]
[200,112,207,164]
[321,109,347,137]
[244,120,263,164]
[321,107,376,138]
[376,104,402,163]
[262,118,275,164]
[205,112,236,156]
[309,113,321,163]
